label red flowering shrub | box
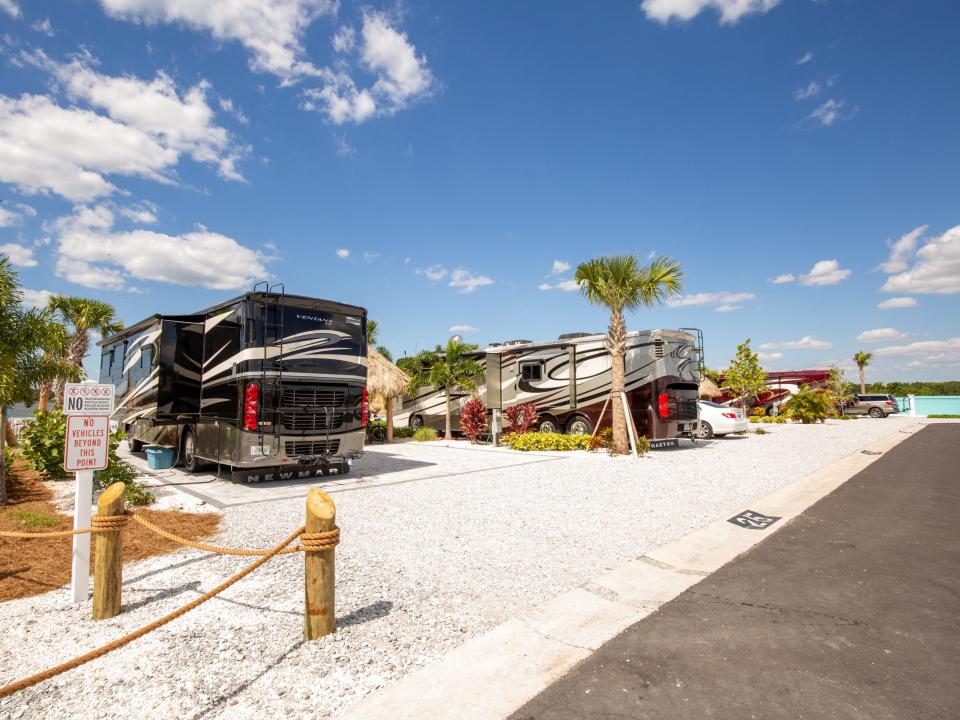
[460,398,488,442]
[503,402,539,435]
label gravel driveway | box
[0,418,922,720]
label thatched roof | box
[699,376,723,399]
[367,347,410,398]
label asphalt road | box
[511,424,960,720]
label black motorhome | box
[99,288,368,481]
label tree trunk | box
[859,367,866,395]
[54,329,90,407]
[0,405,7,506]
[444,388,452,439]
[385,396,394,443]
[38,381,51,413]
[608,310,628,455]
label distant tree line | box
[862,381,960,397]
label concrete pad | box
[521,588,645,651]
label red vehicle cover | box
[716,370,831,409]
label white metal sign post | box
[63,382,114,604]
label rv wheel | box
[181,428,202,473]
[410,415,424,430]
[566,415,593,436]
[538,416,559,433]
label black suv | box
[845,394,899,418]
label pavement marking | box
[344,423,927,720]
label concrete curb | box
[344,423,926,720]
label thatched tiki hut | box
[367,348,410,442]
[699,376,722,400]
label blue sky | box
[1,0,958,381]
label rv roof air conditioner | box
[558,332,593,340]
[502,339,532,346]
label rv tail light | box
[361,387,369,427]
[244,383,259,431]
[658,392,669,418]
[722,412,738,419]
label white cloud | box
[666,291,755,308]
[794,81,821,100]
[419,264,447,282]
[537,283,553,291]
[771,273,796,284]
[32,18,55,36]
[539,278,580,292]
[799,259,851,286]
[0,0,20,19]
[20,288,53,309]
[303,11,435,125]
[715,304,743,313]
[875,338,960,368]
[877,297,917,310]
[98,0,337,80]
[879,225,927,273]
[757,352,783,362]
[809,98,846,127]
[335,248,350,259]
[0,206,21,227]
[881,225,960,295]
[117,202,159,224]
[796,51,813,65]
[449,268,494,294]
[550,259,570,275]
[0,242,37,267]
[641,0,780,25]
[333,133,356,157]
[218,97,249,124]
[760,336,832,350]
[52,204,268,291]
[856,328,907,344]
[362,251,380,262]
[449,324,479,334]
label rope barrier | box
[299,528,340,552]
[129,513,309,555]
[0,526,304,700]
[0,514,128,539]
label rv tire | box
[538,416,560,433]
[410,415,424,430]
[181,427,203,473]
[566,415,593,436]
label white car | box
[696,401,748,439]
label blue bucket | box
[145,446,175,470]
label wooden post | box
[304,488,336,639]
[92,482,126,620]
[591,395,611,438]
[385,396,394,443]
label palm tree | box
[853,351,872,395]
[0,257,77,503]
[366,318,394,362]
[402,339,485,439]
[44,296,123,409]
[575,255,684,454]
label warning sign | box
[63,383,115,416]
[64,415,109,472]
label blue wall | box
[896,396,960,416]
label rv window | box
[521,363,542,381]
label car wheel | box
[410,414,424,430]
[696,421,714,439]
[538,416,559,433]
[566,415,593,435]
[868,407,883,418]
[182,428,202,473]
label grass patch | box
[413,427,438,441]
[9,509,61,528]
[1,457,221,603]
[754,427,768,435]
[927,414,960,418]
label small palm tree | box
[0,257,76,503]
[575,255,684,454]
[403,339,485,439]
[44,296,124,409]
[366,318,394,362]
[853,351,872,395]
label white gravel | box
[0,417,924,720]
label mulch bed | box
[1,458,221,603]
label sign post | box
[63,382,114,604]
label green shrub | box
[94,430,155,506]
[2,445,14,477]
[749,416,761,424]
[634,434,651,456]
[784,388,829,424]
[21,410,70,480]
[502,432,592,452]
[928,414,960,419]
[751,406,766,417]
[754,427,767,435]
[587,427,613,452]
[413,427,438,442]
[10,509,61,528]
[392,426,416,438]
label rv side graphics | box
[394,329,700,443]
[100,291,368,481]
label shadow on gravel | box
[339,600,394,627]
[122,581,202,613]
[122,552,214,586]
